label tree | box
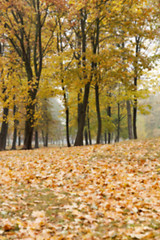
[56,14,71,147]
[0,42,9,150]
[0,0,56,149]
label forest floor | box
[0,138,160,240]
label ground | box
[0,138,160,239]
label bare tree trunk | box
[65,107,71,147]
[12,124,17,150]
[44,124,49,147]
[116,102,120,142]
[133,36,140,140]
[24,102,35,149]
[108,133,111,144]
[84,128,88,145]
[87,105,92,145]
[0,84,9,151]
[126,100,133,139]
[7,135,10,147]
[11,104,18,150]
[18,131,21,146]
[107,106,111,144]
[104,131,107,144]
[95,83,102,144]
[35,129,39,148]
[133,77,138,139]
[92,17,101,144]
[42,130,45,146]
[0,105,9,151]
[75,82,91,146]
[45,132,48,147]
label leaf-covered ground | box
[0,138,160,240]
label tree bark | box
[84,129,88,145]
[0,105,9,151]
[104,131,107,144]
[18,131,21,147]
[44,123,49,147]
[12,127,17,150]
[95,83,102,144]
[0,82,9,151]
[35,129,39,148]
[74,82,91,146]
[23,101,36,149]
[116,102,120,142]
[24,120,34,149]
[65,107,71,147]
[42,130,45,146]
[133,77,138,139]
[44,132,48,147]
[107,106,111,144]
[126,100,133,139]
[133,36,140,140]
[11,104,18,150]
[92,16,100,144]
[87,104,92,145]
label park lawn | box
[0,138,160,239]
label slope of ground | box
[0,138,160,239]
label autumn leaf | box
[0,138,160,239]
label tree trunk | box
[133,76,138,139]
[35,129,39,148]
[126,100,133,139]
[12,127,17,150]
[7,135,10,147]
[18,131,21,147]
[24,119,34,149]
[87,105,92,145]
[74,9,91,146]
[92,16,100,144]
[45,132,48,147]
[11,104,18,150]
[108,132,111,144]
[44,123,49,147]
[42,130,45,146]
[65,104,71,147]
[104,131,107,144]
[84,129,88,145]
[95,83,102,144]
[133,36,140,140]
[23,98,36,149]
[0,106,9,151]
[116,102,120,142]
[0,78,9,151]
[74,82,91,146]
[57,23,71,148]
[107,106,111,144]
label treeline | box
[0,0,159,150]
